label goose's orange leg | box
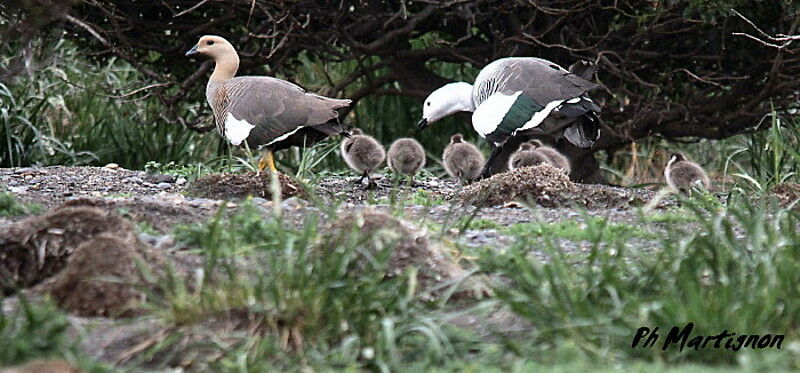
[258,149,277,173]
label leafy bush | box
[726,114,800,191]
[0,41,217,169]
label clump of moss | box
[0,192,43,217]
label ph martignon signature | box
[632,323,784,352]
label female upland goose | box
[529,139,571,174]
[387,138,426,181]
[418,57,600,179]
[341,128,386,187]
[664,153,710,195]
[443,134,485,183]
[186,35,351,172]
[508,142,550,170]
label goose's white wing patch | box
[263,126,306,147]
[225,113,255,146]
[516,99,564,135]
[471,91,523,137]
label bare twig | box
[731,9,800,49]
[174,0,211,18]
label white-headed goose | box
[418,57,600,179]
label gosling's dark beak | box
[185,45,199,56]
[416,118,429,130]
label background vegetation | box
[2,0,799,179]
[2,1,800,372]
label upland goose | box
[341,128,386,187]
[418,57,600,178]
[387,138,426,181]
[186,35,351,172]
[529,139,571,174]
[664,153,710,195]
[443,134,485,183]
[508,142,550,170]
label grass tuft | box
[481,195,800,367]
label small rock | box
[154,235,175,250]
[176,177,187,186]
[126,176,144,184]
[250,197,269,205]
[8,186,28,193]
[13,167,34,174]
[157,182,172,189]
[282,197,307,210]
[147,174,176,184]
[104,163,120,170]
[138,232,159,246]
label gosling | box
[442,134,485,183]
[664,152,710,195]
[529,140,571,174]
[387,138,426,183]
[341,128,386,187]
[508,142,550,170]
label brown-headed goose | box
[418,57,600,179]
[341,128,385,187]
[529,139,571,174]
[442,134,485,183]
[387,138,426,181]
[664,153,710,194]
[186,35,351,172]
[508,142,550,170]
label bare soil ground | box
[0,166,699,367]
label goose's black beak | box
[185,45,199,56]
[416,118,429,130]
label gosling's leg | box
[357,170,368,185]
[258,149,277,173]
[363,171,377,190]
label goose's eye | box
[207,40,215,46]
[426,102,431,106]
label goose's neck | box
[455,85,476,112]
[209,52,240,83]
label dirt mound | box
[770,183,800,207]
[320,211,487,300]
[41,233,164,318]
[0,359,83,373]
[455,165,651,209]
[0,206,136,293]
[60,197,211,233]
[456,164,576,207]
[185,172,307,200]
[570,184,651,209]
